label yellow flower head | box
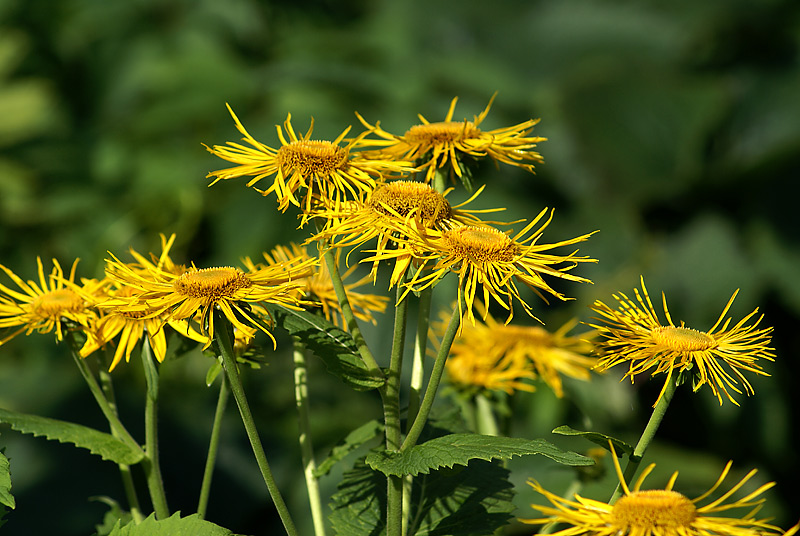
[310,180,501,286]
[104,238,316,347]
[205,104,413,218]
[371,207,596,324]
[434,308,597,396]
[80,281,209,371]
[355,94,546,183]
[588,277,774,407]
[0,257,100,345]
[255,242,389,327]
[521,444,798,536]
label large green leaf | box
[551,425,633,455]
[329,457,515,536]
[265,304,384,391]
[366,434,593,477]
[314,419,384,477]
[106,512,236,536]
[0,447,13,510]
[0,408,143,465]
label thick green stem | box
[140,339,170,519]
[609,369,682,503]
[214,311,298,536]
[197,373,230,519]
[321,247,383,376]
[98,367,144,524]
[385,279,409,536]
[292,342,327,536]
[401,292,463,452]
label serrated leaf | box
[314,419,384,477]
[0,408,143,465]
[552,425,633,455]
[329,457,515,536]
[107,512,235,536]
[366,434,593,477]
[91,496,132,536]
[0,448,13,509]
[265,304,384,391]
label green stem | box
[474,393,499,436]
[197,373,230,519]
[98,367,144,524]
[66,334,143,456]
[321,247,383,376]
[609,369,682,503]
[385,278,409,536]
[292,342,327,536]
[214,311,299,536]
[140,339,170,519]
[401,292,463,452]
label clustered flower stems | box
[212,310,299,536]
[197,373,229,519]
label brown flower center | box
[651,326,716,352]
[277,140,349,177]
[404,121,482,145]
[30,288,85,318]
[173,267,252,300]
[443,226,520,263]
[368,181,452,227]
[612,490,697,530]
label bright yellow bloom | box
[80,283,209,371]
[435,309,597,396]
[104,240,315,347]
[589,277,774,407]
[0,258,100,345]
[521,444,798,536]
[255,242,389,327]
[205,104,413,217]
[370,207,596,324]
[310,180,501,285]
[355,94,546,182]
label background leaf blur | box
[1,0,798,534]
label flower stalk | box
[213,310,299,536]
[197,373,230,519]
[140,338,170,519]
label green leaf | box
[366,434,593,477]
[91,497,132,536]
[0,408,144,465]
[314,419,384,477]
[107,512,236,536]
[265,304,384,391]
[0,448,13,509]
[551,425,633,455]
[329,457,515,536]
[205,359,223,387]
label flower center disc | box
[173,267,252,299]
[277,140,349,176]
[369,181,452,226]
[404,121,481,144]
[30,288,84,318]
[444,226,520,263]
[612,490,697,530]
[651,326,716,351]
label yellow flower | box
[355,94,546,182]
[370,207,596,324]
[104,239,315,347]
[205,104,413,217]
[80,283,209,371]
[588,277,774,407]
[310,180,501,286]
[435,309,597,396]
[521,444,798,536]
[255,242,389,327]
[0,257,100,345]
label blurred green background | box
[1,0,799,534]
